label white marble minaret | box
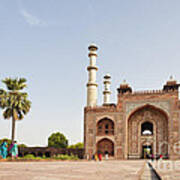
[103,73,111,104]
[86,44,98,107]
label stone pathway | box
[150,160,180,180]
[0,160,145,180]
[140,162,161,180]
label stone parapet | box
[118,89,179,96]
[84,104,117,113]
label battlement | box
[131,89,166,95]
[118,77,180,97]
[84,104,117,113]
[118,88,179,97]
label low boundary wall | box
[19,147,85,159]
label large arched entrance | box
[128,105,168,159]
[97,138,114,156]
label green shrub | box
[68,142,84,149]
[15,153,79,160]
[53,154,79,160]
[42,154,47,159]
[23,154,36,159]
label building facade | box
[84,44,180,159]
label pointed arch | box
[128,104,169,121]
[127,104,169,158]
[96,138,114,156]
[97,118,114,136]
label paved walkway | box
[150,160,180,180]
[140,162,161,180]
[0,160,145,180]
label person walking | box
[95,153,98,161]
[98,152,102,161]
[0,140,8,159]
[105,152,109,160]
[151,154,154,162]
[9,141,18,159]
[0,143,2,159]
[159,154,163,161]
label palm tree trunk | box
[11,111,16,142]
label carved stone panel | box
[126,101,170,118]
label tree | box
[0,78,31,142]
[68,142,84,149]
[48,132,68,148]
[18,143,27,148]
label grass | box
[53,154,79,160]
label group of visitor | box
[148,153,163,161]
[93,152,102,161]
[0,140,18,159]
[92,151,110,161]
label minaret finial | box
[170,75,173,81]
[122,79,127,84]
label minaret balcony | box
[87,66,98,71]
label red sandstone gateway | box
[84,44,180,160]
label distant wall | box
[19,147,85,159]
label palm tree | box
[0,78,31,142]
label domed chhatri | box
[167,75,177,85]
[117,80,132,94]
[84,44,180,160]
[163,76,180,91]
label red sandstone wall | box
[84,90,180,159]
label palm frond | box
[17,110,24,120]
[2,77,27,91]
[0,89,6,95]
[19,78,27,84]
[3,108,12,119]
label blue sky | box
[0,0,180,146]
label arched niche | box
[97,138,114,156]
[97,118,114,136]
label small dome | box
[122,79,127,85]
[120,80,129,88]
[88,43,98,51]
[104,73,111,79]
[117,79,132,94]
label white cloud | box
[20,9,47,27]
